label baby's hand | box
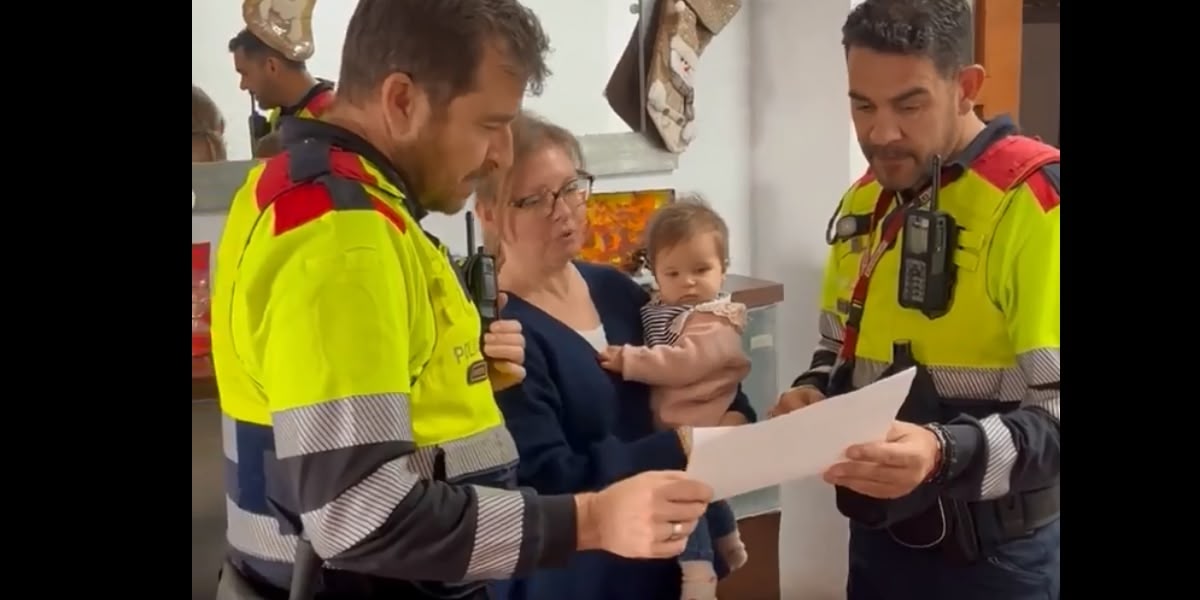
[598,345,624,372]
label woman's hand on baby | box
[598,346,625,372]
[484,294,526,391]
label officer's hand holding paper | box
[686,368,916,500]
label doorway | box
[1019,1,1060,145]
[974,0,1060,146]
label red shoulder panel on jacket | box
[269,187,408,237]
[272,184,336,236]
[328,149,380,188]
[1024,169,1060,213]
[255,148,380,210]
[255,153,295,210]
[306,89,335,117]
[369,197,406,233]
[854,169,876,187]
[255,147,404,236]
[269,185,410,237]
[971,136,1060,192]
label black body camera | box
[461,212,500,329]
[898,156,958,319]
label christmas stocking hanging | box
[646,0,742,154]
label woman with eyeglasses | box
[476,112,757,600]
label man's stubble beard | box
[878,117,961,193]
[386,125,452,215]
[409,120,479,216]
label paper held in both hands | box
[687,368,917,501]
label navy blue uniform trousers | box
[846,519,1060,600]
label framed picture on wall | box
[579,188,675,272]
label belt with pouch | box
[970,483,1060,546]
[882,484,1059,565]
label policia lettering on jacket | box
[209,118,576,599]
[791,116,1061,595]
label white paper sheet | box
[686,368,916,501]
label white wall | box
[750,0,866,597]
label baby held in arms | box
[599,196,750,600]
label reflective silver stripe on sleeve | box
[300,455,421,559]
[851,358,1031,402]
[441,425,520,481]
[273,393,414,458]
[978,414,1018,500]
[800,310,844,377]
[464,486,526,580]
[1018,348,1060,388]
[222,413,239,462]
[978,348,1060,500]
[815,310,844,355]
[818,310,844,342]
[289,423,516,560]
[405,425,519,482]
[1023,386,1060,422]
[226,497,299,562]
[1018,348,1060,422]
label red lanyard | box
[838,191,910,363]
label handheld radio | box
[461,212,500,329]
[898,155,958,319]
[248,93,270,152]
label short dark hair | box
[228,28,305,69]
[841,0,974,77]
[338,0,551,105]
[644,195,730,270]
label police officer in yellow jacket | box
[210,2,714,599]
[770,1,1060,599]
[228,28,336,152]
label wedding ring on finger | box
[666,521,685,542]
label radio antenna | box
[465,212,477,257]
[929,155,943,212]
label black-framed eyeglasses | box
[510,171,595,217]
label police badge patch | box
[467,360,489,385]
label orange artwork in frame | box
[579,188,675,272]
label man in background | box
[228,28,335,149]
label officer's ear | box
[955,64,987,116]
[379,72,427,141]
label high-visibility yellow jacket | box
[793,117,1060,504]
[210,118,575,597]
[264,80,335,134]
